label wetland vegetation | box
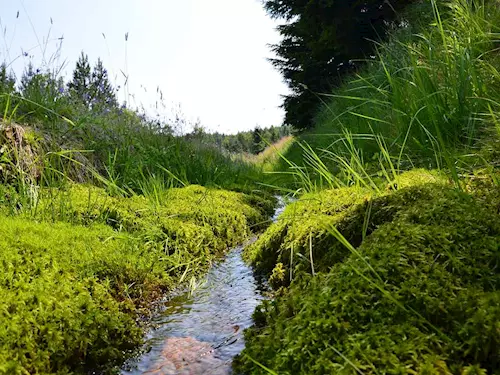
[2,0,500,373]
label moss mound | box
[0,184,271,374]
[244,169,449,286]
[244,186,372,284]
[235,173,500,374]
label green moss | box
[0,218,142,374]
[235,173,500,374]
[245,170,449,284]
[244,186,373,279]
[31,183,268,251]
[389,168,449,190]
[0,183,272,374]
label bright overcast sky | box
[0,0,289,134]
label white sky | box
[0,0,288,134]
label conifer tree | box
[67,52,92,106]
[0,63,15,94]
[68,54,117,111]
[252,127,265,154]
[90,58,117,110]
[265,0,416,130]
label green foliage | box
[185,124,292,155]
[67,52,92,107]
[89,58,118,111]
[67,53,117,111]
[252,127,265,154]
[0,56,266,194]
[264,0,417,129]
[235,175,500,374]
[18,64,72,122]
[275,0,500,189]
[0,64,15,95]
[0,183,270,374]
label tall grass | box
[277,0,500,192]
[0,92,265,200]
[0,42,264,197]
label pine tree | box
[90,58,117,111]
[265,0,416,130]
[252,127,265,154]
[67,52,92,106]
[68,54,117,112]
[0,63,15,94]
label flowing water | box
[121,198,285,375]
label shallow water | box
[121,198,285,375]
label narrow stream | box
[121,198,285,375]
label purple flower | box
[58,87,64,94]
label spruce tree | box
[90,58,117,111]
[67,52,92,106]
[252,127,265,154]
[265,0,416,130]
[68,54,117,112]
[0,63,15,94]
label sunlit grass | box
[274,0,500,192]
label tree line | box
[1,52,119,119]
[0,54,291,155]
[185,124,293,155]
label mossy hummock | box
[235,171,500,374]
[0,184,270,374]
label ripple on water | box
[120,247,265,375]
[121,197,286,375]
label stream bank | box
[0,184,273,374]
[234,170,500,374]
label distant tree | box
[188,121,206,140]
[236,132,248,152]
[68,54,117,112]
[90,58,117,111]
[269,126,279,143]
[67,52,92,106]
[20,64,65,100]
[223,136,241,153]
[0,63,15,94]
[19,63,68,120]
[252,127,265,154]
[183,125,290,154]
